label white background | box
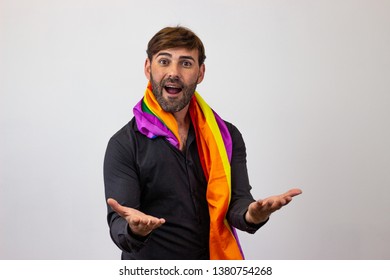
[1,0,389,260]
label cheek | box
[183,72,201,85]
[150,70,164,83]
[158,74,170,83]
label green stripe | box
[142,100,154,115]
[142,98,173,134]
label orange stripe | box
[142,86,243,259]
[190,97,243,260]
[143,86,181,147]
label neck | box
[173,104,190,151]
[173,104,190,126]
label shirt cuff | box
[124,223,150,251]
[240,209,269,233]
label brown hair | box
[146,26,206,65]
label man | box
[104,26,302,260]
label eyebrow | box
[156,52,196,62]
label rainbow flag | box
[133,83,244,259]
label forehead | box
[154,47,199,59]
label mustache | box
[162,77,184,87]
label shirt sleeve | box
[103,126,148,254]
[226,123,268,233]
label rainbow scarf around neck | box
[133,83,244,260]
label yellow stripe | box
[194,92,231,197]
[194,93,240,257]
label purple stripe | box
[231,227,245,259]
[133,99,180,149]
[213,110,242,257]
[213,110,232,162]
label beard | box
[150,73,197,113]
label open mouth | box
[164,84,183,95]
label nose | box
[166,62,181,79]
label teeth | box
[164,85,182,94]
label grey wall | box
[1,0,389,259]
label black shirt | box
[104,118,263,259]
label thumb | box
[107,198,126,217]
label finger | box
[139,218,150,227]
[107,198,119,209]
[252,200,263,209]
[149,217,166,226]
[107,198,128,217]
[129,216,141,227]
[130,219,150,230]
[130,219,164,236]
[284,188,302,197]
[262,199,274,208]
[283,196,293,205]
[137,217,165,227]
[269,197,288,211]
[148,218,164,227]
[150,219,166,230]
[249,200,264,212]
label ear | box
[144,58,151,80]
[197,64,206,84]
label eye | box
[158,59,169,66]
[182,60,193,68]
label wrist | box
[245,211,268,225]
[126,224,149,241]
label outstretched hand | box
[107,198,166,237]
[245,188,302,224]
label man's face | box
[144,48,205,113]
